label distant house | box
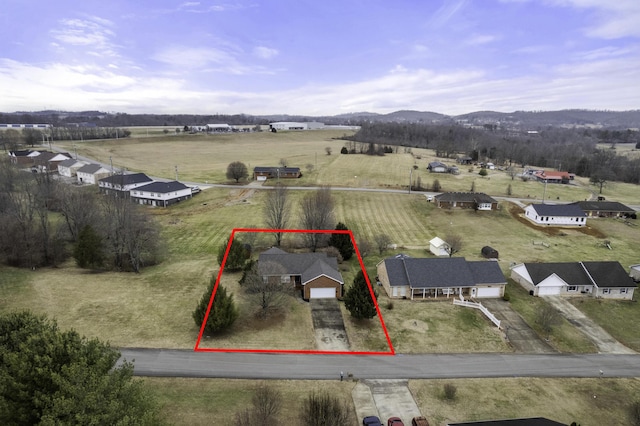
[31,151,71,173]
[130,181,193,207]
[377,255,507,300]
[570,201,635,218]
[457,156,473,165]
[206,124,231,132]
[427,161,448,173]
[258,247,343,300]
[8,149,40,166]
[429,237,450,257]
[435,192,498,211]
[253,166,301,181]
[57,158,87,177]
[98,173,153,196]
[76,164,111,185]
[268,122,324,131]
[523,203,587,227]
[533,170,574,183]
[511,261,636,299]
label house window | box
[281,275,290,284]
[567,286,577,292]
[620,288,628,294]
[602,288,610,295]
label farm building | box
[524,203,587,227]
[57,158,87,177]
[8,149,41,166]
[435,192,498,211]
[258,247,343,300]
[130,181,193,207]
[510,261,636,299]
[31,151,71,173]
[481,246,499,259]
[427,161,448,173]
[253,166,301,180]
[630,264,640,282]
[206,124,231,132]
[377,255,506,300]
[268,121,324,131]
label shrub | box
[386,301,394,310]
[443,383,457,401]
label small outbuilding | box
[481,246,499,259]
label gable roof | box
[435,192,497,204]
[428,161,448,168]
[58,158,85,168]
[253,166,301,173]
[429,237,448,248]
[527,203,586,217]
[383,257,505,289]
[77,164,110,174]
[523,261,636,288]
[571,201,635,213]
[258,249,343,284]
[135,181,189,193]
[99,172,152,186]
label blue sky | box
[1,0,638,115]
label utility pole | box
[409,168,413,194]
[175,165,178,181]
[110,156,114,175]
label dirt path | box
[546,297,636,354]
[309,299,350,351]
[482,299,557,353]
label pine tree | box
[73,225,104,269]
[343,270,377,319]
[193,278,238,334]
[217,237,248,271]
[328,222,354,261]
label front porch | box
[410,286,472,300]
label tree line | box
[348,122,640,184]
[0,159,162,271]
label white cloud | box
[253,46,278,59]
[51,17,119,57]
[465,34,500,45]
[429,0,468,28]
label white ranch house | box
[76,164,111,185]
[524,203,587,227]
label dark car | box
[388,417,405,426]
[363,416,382,426]
[411,416,430,426]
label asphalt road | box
[118,349,640,380]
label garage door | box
[537,286,562,296]
[476,287,502,298]
[309,287,335,299]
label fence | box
[453,296,501,329]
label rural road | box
[118,349,640,379]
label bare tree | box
[299,186,335,251]
[242,263,289,318]
[279,158,288,167]
[356,238,373,258]
[226,161,249,183]
[235,383,282,426]
[264,184,290,247]
[444,233,463,257]
[58,186,101,242]
[374,233,392,255]
[431,179,442,192]
[535,304,562,340]
[299,391,353,426]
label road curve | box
[118,349,640,380]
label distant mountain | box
[2,109,639,129]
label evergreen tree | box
[0,311,162,425]
[73,224,104,269]
[217,237,248,271]
[328,222,354,261]
[343,270,377,319]
[193,278,238,334]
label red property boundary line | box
[194,228,395,355]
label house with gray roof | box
[435,192,498,210]
[427,161,448,173]
[99,172,153,196]
[258,247,344,300]
[511,261,636,299]
[569,201,636,218]
[57,158,87,177]
[377,255,506,299]
[130,181,192,207]
[76,164,111,185]
[524,203,587,227]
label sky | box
[1,0,639,116]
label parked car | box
[388,417,404,426]
[411,416,429,426]
[363,416,382,426]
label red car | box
[388,417,404,426]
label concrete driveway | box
[482,299,557,353]
[545,297,636,354]
[353,380,422,425]
[309,298,350,351]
